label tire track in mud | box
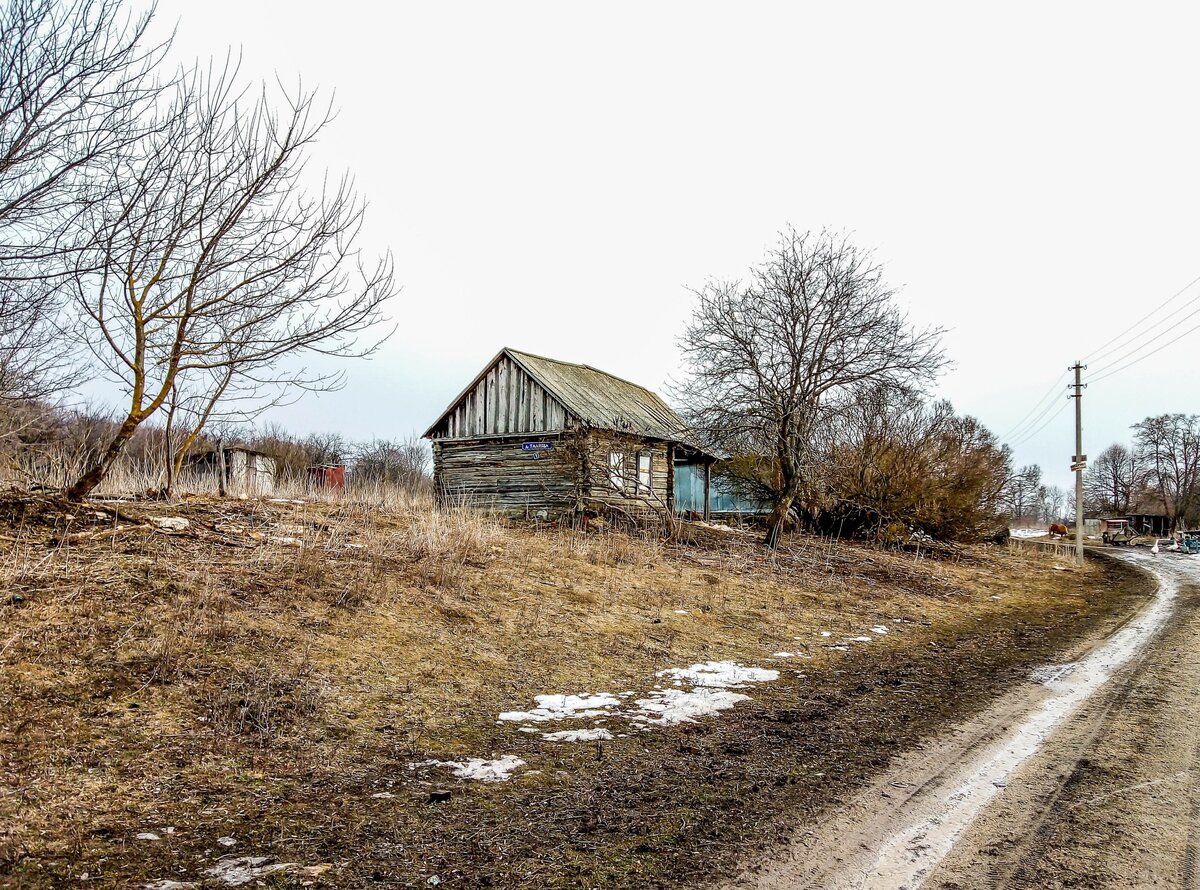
[930,557,1200,890]
[726,553,1199,890]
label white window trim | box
[637,451,652,494]
[609,451,625,491]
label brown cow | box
[1048,523,1069,538]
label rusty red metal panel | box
[307,465,346,490]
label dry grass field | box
[0,488,1151,889]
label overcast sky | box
[139,1,1200,490]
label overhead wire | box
[997,371,1069,442]
[1082,272,1200,366]
[1007,397,1070,449]
[1088,300,1200,378]
[1090,313,1200,383]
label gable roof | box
[424,347,716,456]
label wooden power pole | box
[1069,363,1087,564]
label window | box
[608,451,625,491]
[637,451,652,494]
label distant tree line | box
[0,0,396,499]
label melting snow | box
[871,625,890,635]
[634,688,751,725]
[656,661,780,688]
[542,728,614,742]
[422,755,526,782]
[135,832,161,841]
[819,631,833,637]
[1009,528,1047,538]
[216,836,237,847]
[849,636,873,643]
[498,693,620,722]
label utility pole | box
[1069,363,1087,564]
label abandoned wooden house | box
[423,348,719,518]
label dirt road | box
[726,551,1200,890]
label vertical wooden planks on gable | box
[486,368,497,434]
[497,359,510,434]
[532,383,544,431]
[517,372,528,433]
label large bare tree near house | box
[64,61,396,500]
[1133,413,1200,532]
[678,227,946,547]
[0,0,165,403]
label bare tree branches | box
[678,227,946,546]
[0,0,166,400]
[65,60,396,500]
[1133,414,1200,531]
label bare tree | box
[65,61,396,500]
[0,0,165,401]
[1084,442,1142,515]
[1000,463,1042,523]
[678,227,946,546]
[1133,414,1200,531]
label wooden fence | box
[1007,536,1082,561]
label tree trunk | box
[764,490,796,549]
[66,416,142,501]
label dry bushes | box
[401,503,503,589]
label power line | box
[1008,397,1070,449]
[1091,313,1200,383]
[1086,285,1200,370]
[1089,301,1200,378]
[999,371,1069,442]
[1082,272,1200,364]
[1006,384,1069,446]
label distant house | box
[187,446,277,496]
[423,348,719,518]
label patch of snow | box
[422,755,526,782]
[541,728,614,742]
[142,882,195,890]
[772,651,795,658]
[1008,528,1047,538]
[216,836,237,847]
[498,693,620,723]
[656,661,779,688]
[673,609,690,615]
[871,625,890,635]
[634,688,751,725]
[370,792,394,799]
[819,631,833,637]
[829,645,850,652]
[848,636,873,643]
[135,832,161,841]
[204,856,298,886]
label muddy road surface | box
[727,551,1200,890]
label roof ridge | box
[506,348,665,400]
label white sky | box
[137,1,1200,490]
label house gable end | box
[424,349,574,439]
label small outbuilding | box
[423,348,719,518]
[187,446,277,496]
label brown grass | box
[0,488,1149,888]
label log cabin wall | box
[432,434,580,516]
[431,354,567,439]
[578,431,671,515]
